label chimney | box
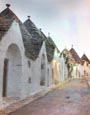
[28,16,30,19]
[48,32,50,37]
[71,44,73,48]
[6,4,10,8]
[40,28,42,31]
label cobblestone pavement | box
[9,79,90,115]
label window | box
[47,68,49,78]
[28,60,31,68]
[41,63,44,69]
[28,77,31,83]
[87,63,88,67]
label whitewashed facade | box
[0,21,25,101]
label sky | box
[0,0,90,58]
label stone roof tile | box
[81,54,90,63]
[24,18,56,62]
[69,48,81,63]
[0,14,13,40]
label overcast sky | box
[0,0,90,58]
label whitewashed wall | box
[28,42,48,95]
[0,21,26,101]
[60,55,68,81]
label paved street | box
[9,79,90,115]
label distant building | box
[81,54,90,76]
[69,46,81,78]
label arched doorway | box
[2,44,22,98]
[40,54,46,86]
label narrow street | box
[9,79,90,115]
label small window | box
[47,68,49,75]
[28,77,31,83]
[41,64,44,69]
[28,60,31,68]
[87,63,88,67]
[41,54,45,61]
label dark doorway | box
[2,58,9,97]
[47,68,49,87]
[40,54,46,86]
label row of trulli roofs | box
[0,4,90,64]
